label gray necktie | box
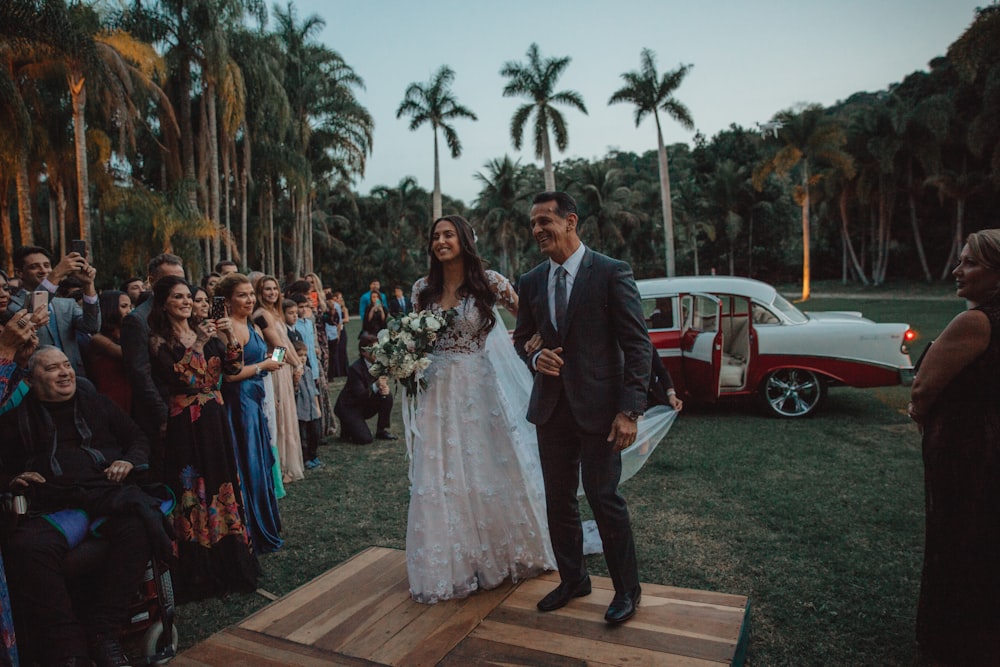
[554,266,568,332]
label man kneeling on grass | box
[333,332,397,444]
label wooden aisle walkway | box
[171,547,750,666]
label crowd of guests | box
[0,246,390,667]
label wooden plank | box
[484,604,738,664]
[471,618,727,667]
[441,636,586,667]
[283,554,411,646]
[177,549,750,667]
[502,583,745,643]
[368,581,514,666]
[242,547,403,633]
[170,627,379,666]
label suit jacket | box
[648,346,676,407]
[334,358,378,414]
[513,248,650,434]
[35,296,100,375]
[120,298,168,435]
[387,296,412,318]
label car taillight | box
[901,328,917,355]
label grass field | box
[171,287,964,665]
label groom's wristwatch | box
[623,410,642,422]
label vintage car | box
[638,276,915,417]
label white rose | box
[424,317,441,332]
[377,329,390,345]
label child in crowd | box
[292,339,323,469]
[290,294,320,386]
[283,299,304,345]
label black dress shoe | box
[375,431,398,440]
[537,576,592,612]
[604,586,641,624]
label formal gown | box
[916,299,1000,663]
[405,271,555,603]
[272,363,305,483]
[150,335,260,602]
[223,326,284,554]
[261,374,286,499]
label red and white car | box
[639,276,915,417]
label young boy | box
[292,339,323,469]
[290,293,320,382]
[283,299,304,345]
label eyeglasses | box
[0,284,10,292]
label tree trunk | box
[179,55,198,211]
[747,208,754,278]
[15,151,34,245]
[542,121,555,192]
[838,188,868,285]
[432,127,442,220]
[222,137,232,261]
[68,69,91,246]
[654,113,676,277]
[207,81,222,266]
[241,130,250,270]
[800,164,811,301]
[1,179,14,273]
[907,163,931,282]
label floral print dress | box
[150,335,260,602]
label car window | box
[643,297,676,330]
[770,293,808,324]
[684,295,717,332]
[752,303,780,324]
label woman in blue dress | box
[219,273,284,554]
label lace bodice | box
[411,270,516,355]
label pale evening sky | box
[290,0,984,205]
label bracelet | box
[667,389,677,397]
[254,364,261,376]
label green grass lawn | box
[171,289,963,666]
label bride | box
[406,215,554,603]
[404,215,677,603]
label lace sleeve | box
[411,277,428,312]
[487,270,517,312]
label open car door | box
[679,292,723,403]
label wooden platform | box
[171,547,750,666]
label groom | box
[514,191,651,624]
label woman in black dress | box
[148,276,259,601]
[909,228,1000,664]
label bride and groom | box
[404,191,652,625]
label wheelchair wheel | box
[142,620,178,665]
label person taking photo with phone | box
[8,245,99,376]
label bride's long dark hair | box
[417,215,496,332]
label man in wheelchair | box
[0,346,172,667]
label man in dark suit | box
[334,331,397,444]
[119,253,185,479]
[514,191,651,625]
[387,286,412,318]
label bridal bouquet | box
[367,308,457,395]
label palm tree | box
[500,43,587,191]
[608,49,693,277]
[703,158,750,275]
[753,105,853,300]
[396,65,476,221]
[572,162,638,257]
[474,155,531,277]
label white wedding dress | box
[405,272,555,603]
[404,270,678,603]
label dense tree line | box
[2,1,998,301]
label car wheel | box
[761,368,825,417]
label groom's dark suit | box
[514,247,651,599]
